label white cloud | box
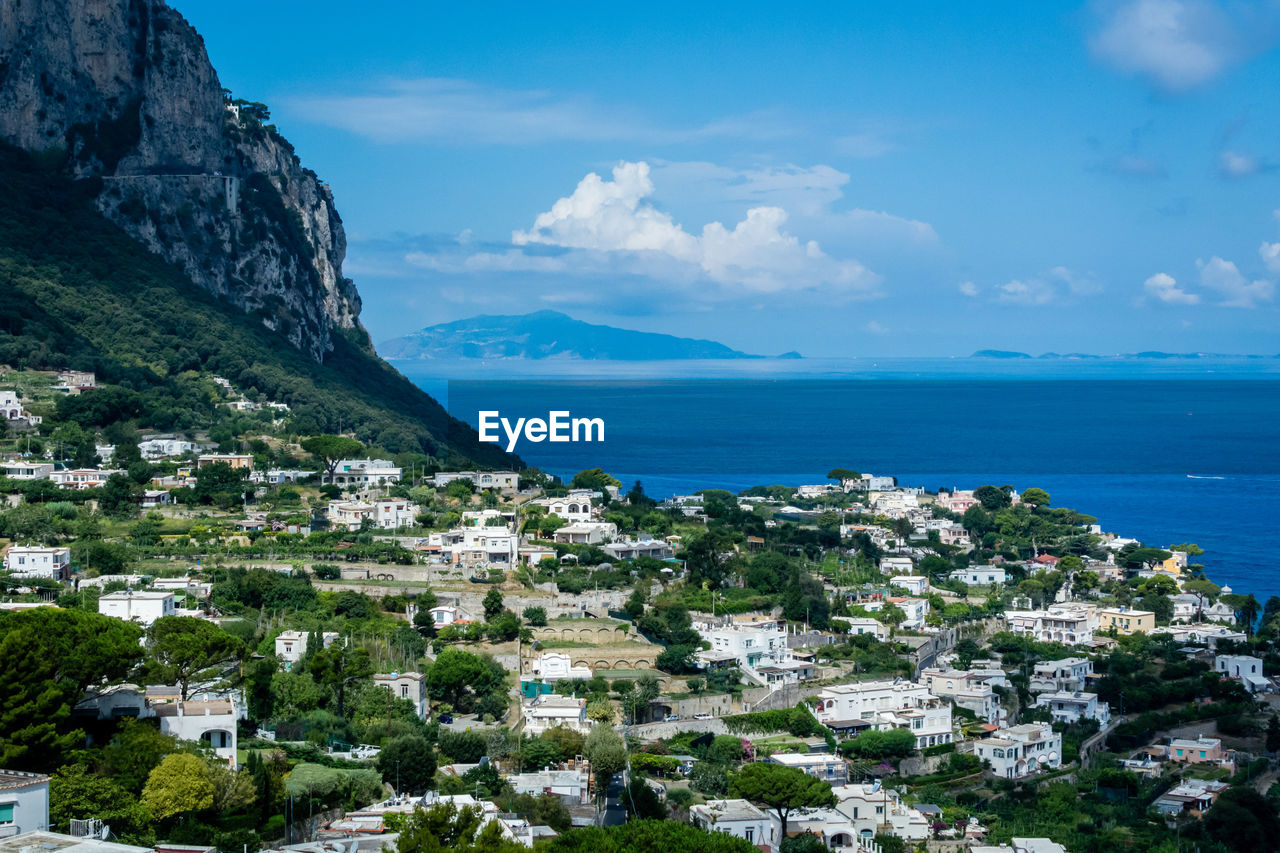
[648,161,850,217]
[512,161,879,295]
[1261,241,1280,274]
[986,267,1101,306]
[835,132,896,159]
[865,320,890,334]
[1219,149,1261,177]
[1089,0,1277,91]
[838,209,939,245]
[958,281,979,297]
[1144,271,1200,304]
[288,77,795,145]
[1197,256,1275,307]
[995,279,1057,306]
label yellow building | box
[1099,607,1156,635]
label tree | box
[425,647,491,707]
[306,639,373,717]
[522,606,547,627]
[583,725,626,811]
[300,435,365,477]
[483,588,505,620]
[49,764,153,836]
[1204,786,1280,853]
[0,609,144,770]
[208,761,257,812]
[542,820,757,853]
[1020,488,1050,507]
[954,638,980,670]
[141,753,214,820]
[395,801,527,853]
[1267,714,1280,754]
[730,763,836,840]
[145,616,244,700]
[826,468,861,482]
[973,485,1011,511]
[586,700,616,724]
[100,718,193,793]
[570,468,620,491]
[379,736,438,795]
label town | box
[0,368,1275,853]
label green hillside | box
[0,145,511,467]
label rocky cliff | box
[0,0,361,360]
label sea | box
[396,357,1280,602]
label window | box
[0,802,13,824]
[744,829,753,843]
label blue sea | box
[396,357,1280,601]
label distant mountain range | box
[380,311,791,360]
[971,350,1279,360]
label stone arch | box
[561,628,576,640]
[614,659,630,669]
[593,659,611,669]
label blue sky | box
[179,0,1280,357]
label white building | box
[768,752,848,785]
[49,469,123,489]
[0,461,53,481]
[327,500,374,531]
[531,496,594,523]
[552,521,617,545]
[973,839,1068,853]
[274,630,340,667]
[152,699,238,764]
[138,436,201,459]
[832,781,932,842]
[374,671,428,718]
[880,556,915,575]
[521,694,591,736]
[97,590,175,626]
[323,458,402,488]
[950,566,1007,586]
[1215,654,1268,692]
[527,652,593,682]
[831,616,890,641]
[453,526,518,566]
[506,768,589,805]
[916,668,1003,724]
[602,535,675,561]
[973,723,1062,779]
[813,680,954,748]
[433,471,519,492]
[0,770,49,836]
[370,498,418,529]
[894,575,930,596]
[1034,691,1110,726]
[1030,657,1093,693]
[3,546,70,581]
[1151,623,1247,648]
[427,605,462,627]
[690,799,773,849]
[1005,605,1095,646]
[695,616,809,683]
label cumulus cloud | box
[958,281,979,297]
[1197,256,1275,307]
[1261,241,1280,274]
[1089,0,1279,91]
[512,161,879,294]
[1144,271,1200,304]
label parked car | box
[664,713,680,722]
[437,713,454,724]
[693,712,713,721]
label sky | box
[176,0,1280,357]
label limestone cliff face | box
[0,0,362,360]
